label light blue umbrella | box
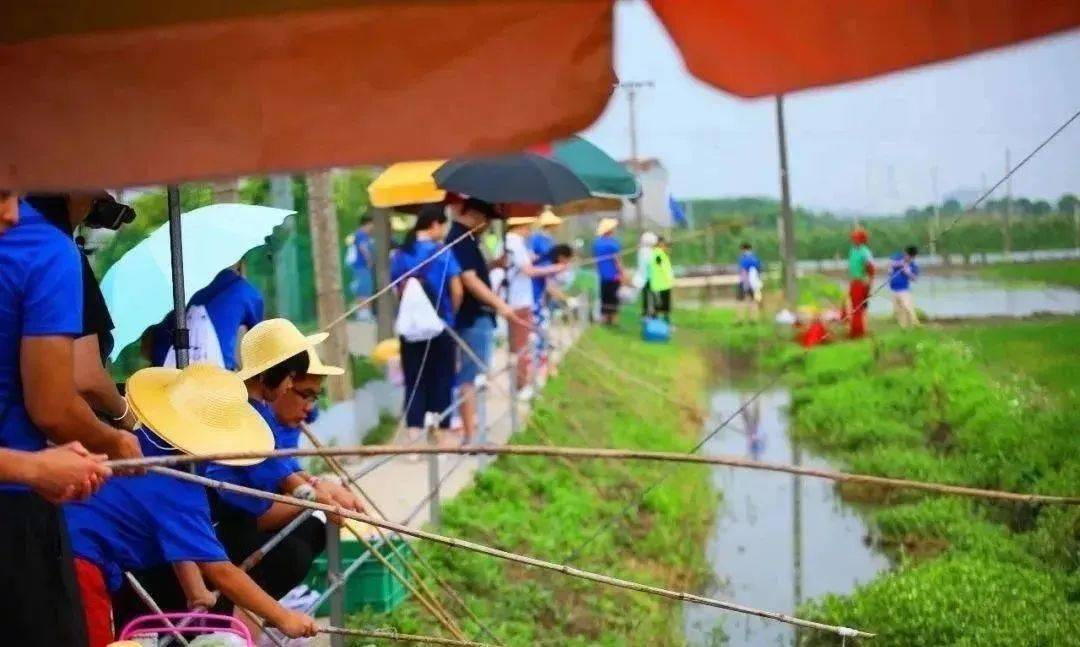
[102,203,294,361]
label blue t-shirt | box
[64,431,227,591]
[0,201,83,455]
[889,253,919,292]
[152,269,264,370]
[592,236,621,282]
[738,251,762,274]
[390,237,462,326]
[529,233,556,305]
[202,400,300,516]
[351,229,372,271]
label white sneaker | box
[517,386,534,402]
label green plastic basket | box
[304,536,412,615]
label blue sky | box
[583,1,1080,215]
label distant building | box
[620,158,672,229]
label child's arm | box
[200,561,317,638]
[172,561,218,610]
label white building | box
[620,158,671,229]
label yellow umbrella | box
[368,160,447,209]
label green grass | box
[350,354,384,390]
[779,324,1080,645]
[978,259,1080,288]
[362,413,398,446]
[345,320,715,644]
[944,318,1080,399]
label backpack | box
[163,305,226,368]
[394,246,449,342]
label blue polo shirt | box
[529,233,555,305]
[64,431,228,591]
[201,400,300,516]
[592,236,621,282]
[0,201,84,457]
[351,229,372,271]
[738,251,762,274]
[390,238,462,326]
[152,269,264,370]
[889,253,919,292]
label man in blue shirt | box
[737,242,764,322]
[889,245,920,329]
[0,195,142,646]
[593,218,623,325]
[448,198,515,442]
[347,216,375,321]
[152,264,265,370]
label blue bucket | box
[641,317,671,342]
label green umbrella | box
[542,136,641,199]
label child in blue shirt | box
[65,370,316,645]
[889,245,920,329]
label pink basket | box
[118,612,253,645]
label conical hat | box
[237,318,328,380]
[127,363,273,466]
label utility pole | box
[1074,203,1079,250]
[775,95,797,307]
[618,80,654,231]
[306,170,353,402]
[1003,149,1013,257]
[930,167,940,256]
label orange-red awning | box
[649,0,1080,97]
[1,1,1077,190]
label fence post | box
[426,413,441,526]
[476,375,489,468]
[508,351,519,435]
[326,523,345,647]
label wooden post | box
[306,171,352,401]
[325,522,345,647]
[775,95,798,307]
[373,207,396,341]
[426,414,441,526]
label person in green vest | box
[647,237,675,322]
[847,227,875,338]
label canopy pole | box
[167,185,189,369]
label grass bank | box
[977,258,1080,288]
[346,322,714,645]
[782,321,1080,645]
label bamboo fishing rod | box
[321,626,498,646]
[299,423,499,644]
[150,465,873,640]
[110,444,1080,506]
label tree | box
[1057,193,1078,215]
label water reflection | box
[863,274,1080,319]
[684,390,889,647]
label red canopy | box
[1,1,1076,190]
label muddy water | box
[684,390,889,646]
[863,274,1080,318]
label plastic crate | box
[304,536,411,615]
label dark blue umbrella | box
[433,152,591,205]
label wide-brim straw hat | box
[506,215,539,226]
[371,338,401,365]
[539,208,562,227]
[127,363,273,466]
[306,347,345,376]
[237,318,328,381]
[596,217,619,236]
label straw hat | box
[237,319,328,381]
[371,338,401,365]
[127,363,273,466]
[306,347,345,376]
[506,215,539,226]
[596,217,619,236]
[538,208,562,227]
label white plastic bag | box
[394,278,445,342]
[163,305,226,368]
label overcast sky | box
[582,1,1080,215]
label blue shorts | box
[455,316,494,386]
[350,267,373,299]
